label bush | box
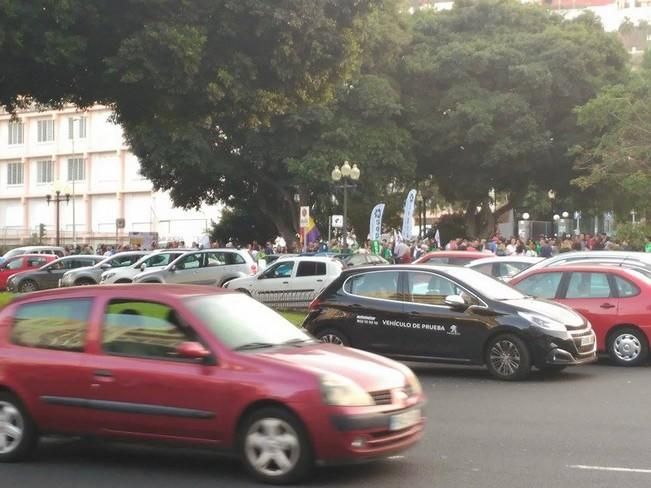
[614,222,651,251]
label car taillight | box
[308,298,321,312]
[250,264,257,275]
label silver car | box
[133,249,256,286]
[100,249,189,284]
[60,251,149,287]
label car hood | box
[226,275,256,288]
[249,343,409,392]
[502,298,585,327]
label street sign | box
[331,214,344,228]
[115,218,126,229]
[299,206,310,228]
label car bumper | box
[531,328,597,367]
[300,397,426,464]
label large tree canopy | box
[401,0,628,235]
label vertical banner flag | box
[401,189,417,241]
[305,217,320,245]
[369,203,385,255]
[434,228,441,249]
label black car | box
[304,265,597,380]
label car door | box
[556,271,620,344]
[169,252,205,284]
[341,270,406,354]
[290,261,327,309]
[85,296,225,441]
[252,260,294,307]
[4,297,98,434]
[0,256,26,288]
[402,270,488,360]
[200,251,228,285]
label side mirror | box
[140,263,147,271]
[445,294,468,310]
[100,263,111,270]
[170,264,177,272]
[176,341,211,360]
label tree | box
[400,0,628,237]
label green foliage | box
[210,208,279,246]
[614,223,651,251]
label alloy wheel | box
[19,281,36,293]
[244,418,300,478]
[489,340,521,377]
[319,334,344,346]
[0,401,24,455]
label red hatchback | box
[0,285,425,484]
[413,250,489,266]
[509,265,651,366]
[0,254,56,291]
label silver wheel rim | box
[245,418,300,478]
[0,401,24,455]
[613,333,642,362]
[20,281,35,292]
[320,334,344,346]
[490,340,521,377]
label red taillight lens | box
[308,298,321,312]
[250,264,257,275]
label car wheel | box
[18,280,38,293]
[115,279,132,284]
[485,334,531,381]
[236,288,252,296]
[315,328,350,347]
[608,327,648,366]
[0,392,38,462]
[239,407,312,485]
[75,278,95,286]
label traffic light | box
[38,223,46,243]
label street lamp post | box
[70,117,82,247]
[46,190,70,246]
[331,160,361,250]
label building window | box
[67,157,85,181]
[37,119,55,142]
[8,121,24,145]
[36,160,54,184]
[7,162,24,185]
[68,116,87,139]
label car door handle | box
[93,370,113,378]
[600,303,616,309]
[282,281,289,284]
[316,279,323,283]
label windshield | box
[444,267,525,301]
[185,294,311,350]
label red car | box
[0,254,56,291]
[0,285,424,484]
[413,250,489,266]
[509,265,651,366]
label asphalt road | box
[2,359,651,488]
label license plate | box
[581,335,595,346]
[389,409,421,431]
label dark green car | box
[6,255,104,293]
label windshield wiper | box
[282,338,316,346]
[234,342,276,351]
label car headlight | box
[320,374,374,407]
[405,369,423,396]
[519,312,567,332]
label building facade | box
[0,105,220,247]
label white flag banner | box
[369,203,385,242]
[401,189,417,240]
[434,228,441,248]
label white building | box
[0,105,221,247]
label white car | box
[100,249,189,284]
[466,256,543,281]
[224,256,343,309]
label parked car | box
[304,265,596,381]
[224,256,343,308]
[509,265,651,366]
[341,253,389,268]
[0,254,57,291]
[133,249,257,287]
[413,250,489,266]
[510,251,651,279]
[60,251,149,287]
[466,256,543,281]
[2,246,65,261]
[100,250,188,284]
[0,285,425,483]
[6,255,104,293]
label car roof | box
[276,255,336,263]
[420,251,488,257]
[54,255,103,261]
[6,253,57,260]
[467,256,543,265]
[518,264,645,273]
[9,283,233,306]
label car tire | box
[236,288,252,296]
[485,334,531,381]
[607,327,648,366]
[315,328,350,347]
[18,280,38,293]
[115,279,132,284]
[0,392,38,462]
[74,278,95,286]
[238,406,313,485]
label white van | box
[2,246,66,261]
